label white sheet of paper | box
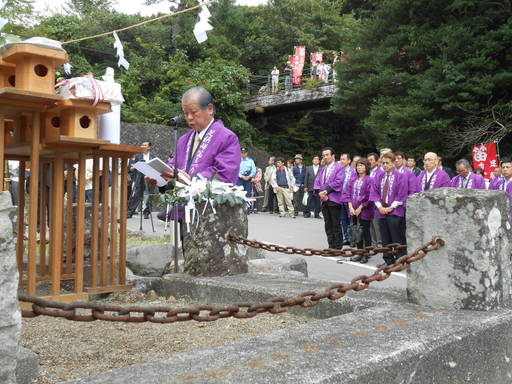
[147,158,173,174]
[133,162,167,187]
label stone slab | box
[62,300,512,384]
[16,347,38,384]
[126,243,173,277]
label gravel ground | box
[21,291,311,384]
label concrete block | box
[407,188,512,310]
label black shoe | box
[304,213,311,218]
[376,262,388,268]
[343,240,350,246]
[143,212,150,219]
[314,214,321,219]
[360,256,369,264]
[350,255,362,262]
[127,214,133,219]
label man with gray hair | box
[166,86,241,184]
[450,159,486,189]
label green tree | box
[333,0,512,161]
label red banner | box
[311,52,323,78]
[293,46,306,85]
[472,142,499,179]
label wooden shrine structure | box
[0,40,143,304]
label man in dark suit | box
[304,155,321,218]
[127,141,157,219]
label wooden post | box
[27,112,40,296]
[100,156,109,287]
[110,156,118,284]
[90,156,100,288]
[65,160,74,276]
[50,153,64,296]
[119,157,128,285]
[75,153,86,293]
[0,114,4,191]
[16,161,25,278]
[39,161,47,277]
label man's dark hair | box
[275,157,285,164]
[182,86,215,109]
[322,147,335,156]
[455,159,470,168]
[312,155,320,161]
[340,153,351,161]
[367,152,379,161]
[501,157,512,166]
[395,151,405,159]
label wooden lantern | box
[2,44,68,95]
[4,120,15,146]
[41,112,61,143]
[47,99,111,141]
[0,58,16,88]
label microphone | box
[170,115,184,126]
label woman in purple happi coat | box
[370,152,409,266]
[450,159,486,189]
[343,158,374,264]
[416,152,451,192]
[314,148,345,250]
[489,158,512,219]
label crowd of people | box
[239,148,512,268]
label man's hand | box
[319,190,328,201]
[378,206,388,215]
[355,206,363,216]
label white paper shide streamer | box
[193,5,213,44]
[112,31,130,70]
[63,63,73,75]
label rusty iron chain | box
[228,234,407,258]
[19,237,444,323]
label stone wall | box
[0,192,21,384]
[120,122,270,169]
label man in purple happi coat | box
[367,152,383,247]
[489,158,512,219]
[315,147,345,249]
[450,159,486,190]
[169,87,241,184]
[395,151,418,195]
[370,152,408,266]
[416,152,451,192]
[156,86,241,220]
[339,153,357,245]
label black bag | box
[348,220,363,247]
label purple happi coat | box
[340,165,357,203]
[170,120,241,184]
[396,166,419,195]
[369,165,383,179]
[450,173,486,190]
[314,162,344,204]
[489,176,512,218]
[342,175,374,220]
[370,169,408,219]
[416,168,451,192]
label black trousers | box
[264,187,278,212]
[322,202,343,249]
[293,186,305,215]
[353,216,372,249]
[306,192,321,216]
[378,215,406,265]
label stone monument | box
[182,202,249,276]
[407,188,512,310]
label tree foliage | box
[332,0,512,161]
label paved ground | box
[126,210,406,289]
